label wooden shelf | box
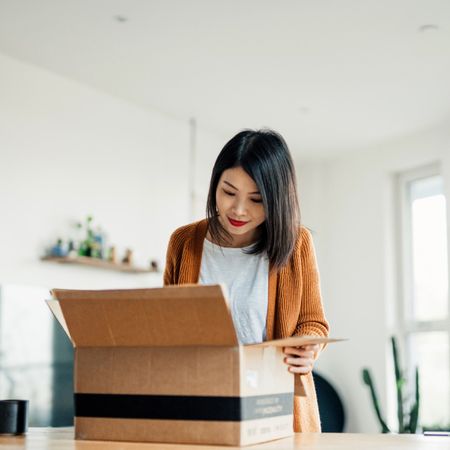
[40,256,158,274]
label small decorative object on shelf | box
[77,216,104,258]
[50,238,67,257]
[41,215,159,274]
[107,245,117,263]
[67,240,76,258]
[121,248,133,265]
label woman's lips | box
[228,217,249,227]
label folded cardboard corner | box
[47,284,340,446]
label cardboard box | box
[47,284,338,446]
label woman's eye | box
[251,198,263,203]
[223,190,235,196]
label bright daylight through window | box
[400,170,449,430]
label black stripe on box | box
[75,393,293,421]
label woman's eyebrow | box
[223,180,260,195]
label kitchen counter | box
[0,427,449,449]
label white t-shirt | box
[199,238,269,344]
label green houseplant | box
[362,336,420,433]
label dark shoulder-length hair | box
[206,128,301,270]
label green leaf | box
[361,368,390,433]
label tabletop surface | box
[0,428,449,449]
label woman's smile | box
[228,217,249,227]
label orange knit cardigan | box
[163,219,329,432]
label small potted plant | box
[362,336,420,433]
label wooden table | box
[0,428,449,449]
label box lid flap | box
[50,284,238,347]
[249,335,345,348]
[46,299,73,344]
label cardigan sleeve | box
[163,230,180,286]
[294,227,329,338]
[163,235,174,286]
[163,220,206,286]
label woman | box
[164,128,329,432]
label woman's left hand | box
[283,344,320,374]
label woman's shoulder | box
[293,225,315,254]
[168,219,208,246]
[297,225,313,241]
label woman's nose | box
[232,198,247,216]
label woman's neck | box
[206,228,260,248]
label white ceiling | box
[0,0,449,157]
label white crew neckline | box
[203,237,254,253]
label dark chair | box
[313,371,345,432]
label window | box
[398,165,449,430]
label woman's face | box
[215,166,266,247]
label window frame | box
[396,162,450,427]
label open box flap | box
[249,335,345,348]
[46,299,73,344]
[49,284,238,348]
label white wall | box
[192,121,227,220]
[297,122,450,432]
[0,52,224,290]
